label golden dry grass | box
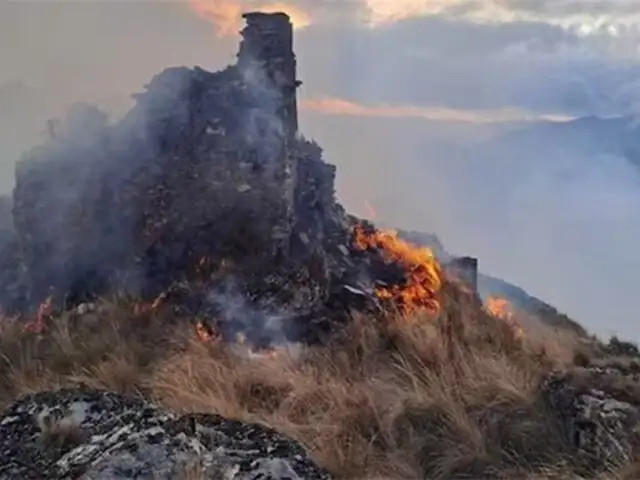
[0,286,632,479]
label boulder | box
[0,387,331,479]
[542,367,640,470]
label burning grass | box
[353,224,442,315]
[0,286,632,479]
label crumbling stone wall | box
[238,12,301,138]
[7,12,342,310]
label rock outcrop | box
[0,387,331,480]
[542,366,640,471]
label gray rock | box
[0,388,332,479]
[542,367,640,470]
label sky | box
[2,0,640,339]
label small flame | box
[235,332,280,358]
[485,296,512,320]
[484,295,524,340]
[195,321,220,342]
[352,225,442,316]
[195,321,300,360]
[151,291,167,310]
[248,347,281,359]
[134,291,167,315]
[187,0,311,38]
[24,296,53,334]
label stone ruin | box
[0,12,477,345]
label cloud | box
[294,12,640,117]
[302,109,640,340]
[301,96,575,123]
[187,0,312,36]
[364,0,640,30]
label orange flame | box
[134,291,167,315]
[353,225,442,315]
[195,321,221,342]
[195,326,282,358]
[485,296,513,320]
[248,347,281,359]
[484,295,524,340]
[187,0,311,37]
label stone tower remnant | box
[238,12,302,138]
[446,256,478,292]
[6,12,346,314]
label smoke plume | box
[2,0,640,342]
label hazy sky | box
[2,0,640,339]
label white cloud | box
[364,0,640,40]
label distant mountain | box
[476,114,640,170]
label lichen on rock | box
[542,366,640,471]
[0,387,331,479]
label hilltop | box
[1,11,640,480]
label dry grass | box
[0,286,633,479]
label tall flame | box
[187,0,312,37]
[353,225,442,315]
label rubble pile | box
[0,11,468,345]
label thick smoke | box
[204,277,293,347]
[2,0,640,342]
[302,112,640,341]
[6,78,194,307]
[0,3,305,347]
[239,60,286,157]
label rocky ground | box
[0,388,330,479]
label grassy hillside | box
[1,283,637,479]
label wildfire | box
[248,347,281,359]
[484,295,524,340]
[484,296,513,320]
[352,225,442,315]
[133,291,168,315]
[195,321,220,342]
[194,324,283,359]
[24,296,53,334]
[187,0,311,37]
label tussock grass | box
[0,285,634,478]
